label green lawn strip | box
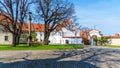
[0,44,83,50]
[97,45,120,48]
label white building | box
[35,23,102,45]
[0,23,103,45]
[36,27,83,44]
[109,38,120,45]
[108,34,120,45]
[0,26,13,44]
[89,30,102,45]
[0,32,13,44]
[2,22,120,45]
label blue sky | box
[70,0,120,36]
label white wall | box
[62,38,82,44]
[0,32,13,44]
[62,28,79,37]
[49,35,62,44]
[36,32,44,42]
[109,38,120,45]
[35,28,82,44]
[36,31,63,44]
[89,30,101,37]
[49,31,62,44]
[89,30,101,45]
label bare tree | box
[36,0,74,45]
[0,0,32,46]
[51,19,80,36]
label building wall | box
[62,38,82,44]
[89,30,101,45]
[36,31,63,44]
[89,30,101,38]
[36,32,44,42]
[49,32,62,44]
[109,38,120,45]
[49,37,82,44]
[35,28,82,44]
[62,28,79,37]
[0,32,13,44]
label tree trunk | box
[44,32,50,45]
[27,36,32,46]
[12,34,17,47]
[16,36,20,45]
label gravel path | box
[0,47,120,68]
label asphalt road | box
[0,47,120,68]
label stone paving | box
[0,47,120,68]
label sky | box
[70,0,120,36]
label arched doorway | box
[91,35,97,46]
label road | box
[0,47,120,68]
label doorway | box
[92,35,97,46]
[65,40,69,44]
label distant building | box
[22,23,103,45]
[1,14,120,45]
[80,29,102,45]
[22,23,83,44]
[0,23,103,45]
[108,33,120,45]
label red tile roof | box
[103,34,120,39]
[111,33,120,38]
[22,23,44,32]
[0,14,44,32]
[79,29,101,39]
[0,12,11,23]
[22,19,71,32]
[55,19,71,31]
[79,30,91,39]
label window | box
[5,36,8,41]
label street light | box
[27,12,32,46]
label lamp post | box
[27,12,32,46]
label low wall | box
[108,38,120,45]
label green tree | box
[94,36,110,46]
[93,36,99,45]
[99,37,110,45]
[20,32,37,43]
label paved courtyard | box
[0,47,120,68]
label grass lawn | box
[0,44,83,50]
[97,45,120,48]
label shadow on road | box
[0,49,112,68]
